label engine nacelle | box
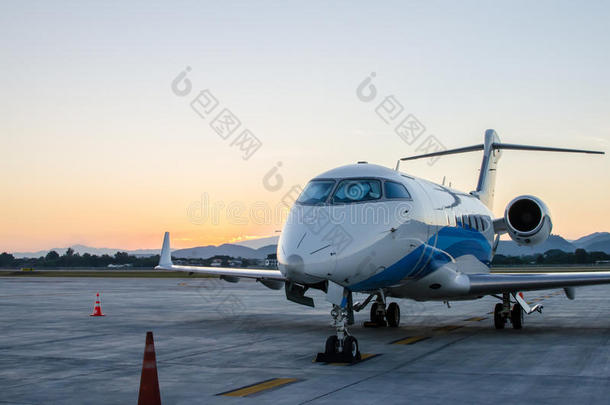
[504,195,552,246]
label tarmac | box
[0,276,609,404]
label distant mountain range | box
[10,238,280,259]
[231,236,280,249]
[11,245,161,259]
[9,232,610,259]
[171,244,277,260]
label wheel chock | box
[315,350,362,364]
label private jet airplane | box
[156,129,610,362]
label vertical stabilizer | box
[472,129,502,209]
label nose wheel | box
[316,305,361,363]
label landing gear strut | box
[316,304,361,363]
[493,292,524,330]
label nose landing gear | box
[316,304,361,363]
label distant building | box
[265,253,278,269]
[210,258,222,267]
[228,259,243,267]
[107,264,133,268]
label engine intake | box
[504,195,552,246]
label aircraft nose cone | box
[282,254,304,278]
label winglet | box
[157,232,173,269]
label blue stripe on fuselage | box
[348,226,492,292]
[435,226,492,266]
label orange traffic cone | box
[90,292,105,316]
[138,331,162,405]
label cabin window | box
[332,179,382,203]
[384,181,412,199]
[296,180,335,205]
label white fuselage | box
[278,163,495,301]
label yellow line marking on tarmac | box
[463,316,487,322]
[360,353,377,361]
[314,353,380,366]
[218,378,299,397]
[434,325,463,332]
[392,336,430,345]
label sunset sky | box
[1,1,609,252]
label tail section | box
[472,129,502,209]
[396,129,603,210]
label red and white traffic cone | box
[90,292,105,316]
[138,331,161,405]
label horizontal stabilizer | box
[493,143,604,155]
[399,142,603,162]
[400,144,484,161]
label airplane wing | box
[154,232,285,281]
[467,271,610,296]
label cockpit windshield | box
[332,179,382,203]
[296,180,335,205]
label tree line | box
[0,249,266,269]
[492,249,610,265]
[0,248,159,269]
[1,247,609,269]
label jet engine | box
[503,195,552,246]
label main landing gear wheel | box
[386,302,400,327]
[494,303,506,329]
[370,302,387,326]
[511,303,524,330]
